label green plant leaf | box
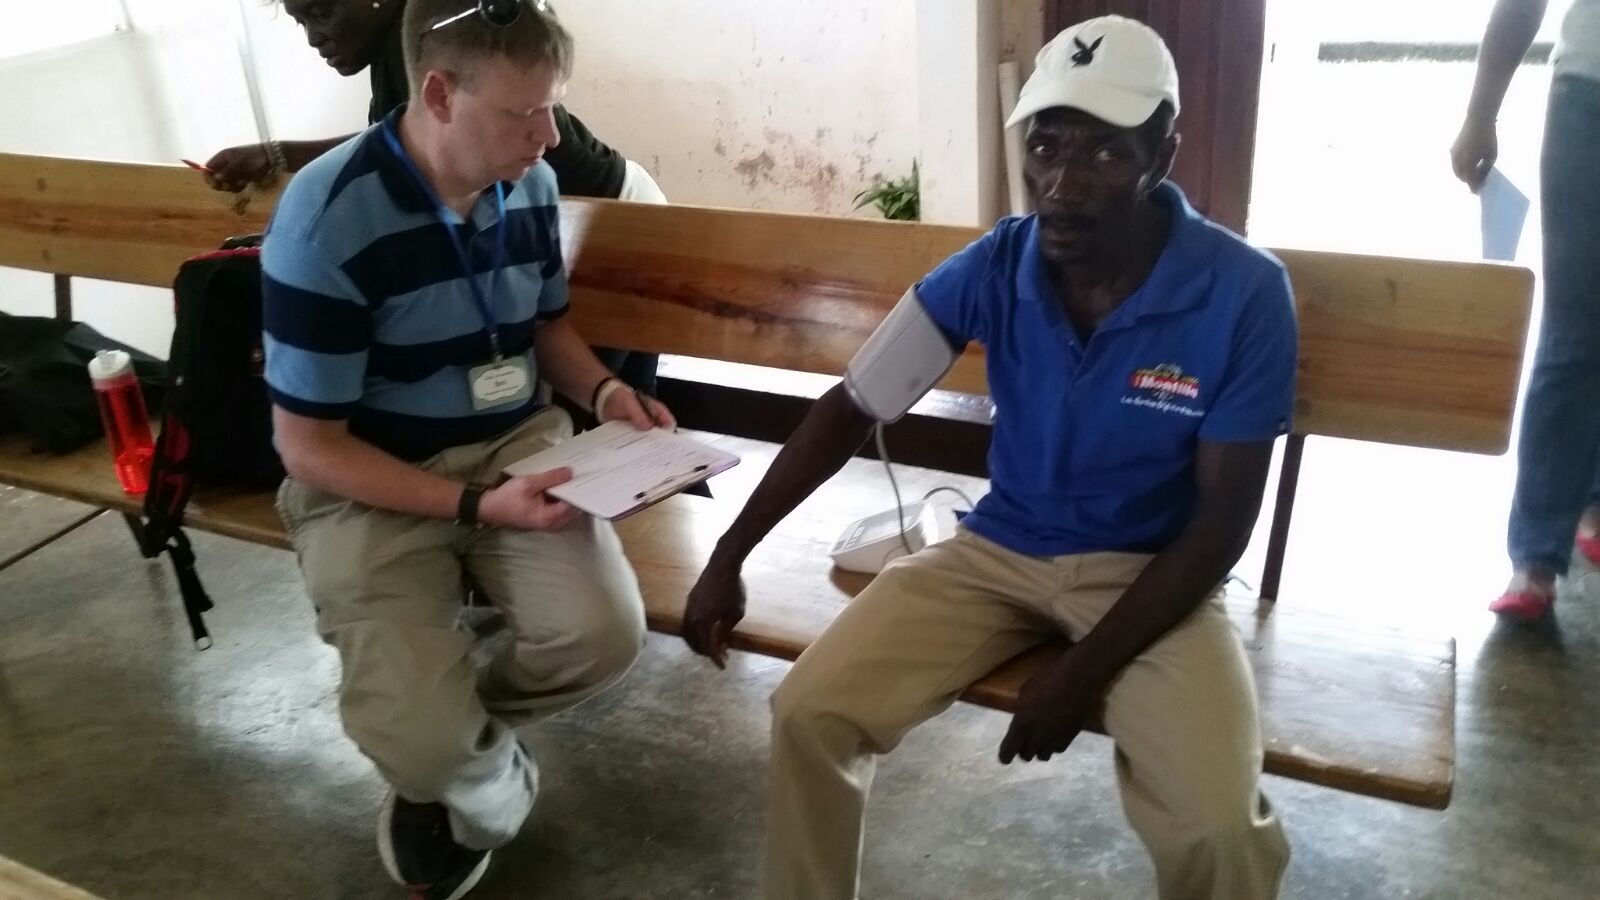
[853,161,920,221]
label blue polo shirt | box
[917,182,1297,557]
[262,109,568,461]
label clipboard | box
[502,421,739,520]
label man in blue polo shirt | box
[683,16,1295,900]
[265,2,673,897]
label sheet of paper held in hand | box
[1480,167,1530,262]
[502,421,739,520]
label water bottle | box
[88,349,155,495]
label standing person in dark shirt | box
[203,0,663,390]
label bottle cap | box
[88,349,134,387]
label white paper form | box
[502,421,739,520]
[1480,168,1530,262]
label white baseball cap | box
[1006,16,1180,130]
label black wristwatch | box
[456,485,484,526]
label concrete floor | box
[2,433,1599,899]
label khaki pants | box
[767,528,1289,899]
[277,409,646,850]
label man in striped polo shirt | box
[264,2,672,896]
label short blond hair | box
[403,0,574,96]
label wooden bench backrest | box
[0,152,1533,454]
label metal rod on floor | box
[53,274,72,323]
[234,0,276,146]
[1259,434,1307,603]
[0,510,103,575]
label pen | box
[180,158,212,173]
[636,387,669,429]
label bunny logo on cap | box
[1070,35,1103,67]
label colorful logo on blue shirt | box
[1123,364,1204,418]
[1129,364,1199,399]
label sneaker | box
[377,792,491,900]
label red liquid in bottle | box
[88,350,155,495]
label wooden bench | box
[0,152,1536,811]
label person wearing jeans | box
[1454,0,1600,621]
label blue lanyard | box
[382,122,509,360]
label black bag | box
[139,235,284,649]
[0,314,166,454]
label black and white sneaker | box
[377,792,492,900]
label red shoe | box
[1577,532,1600,567]
[1489,589,1553,622]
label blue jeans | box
[1508,75,1600,576]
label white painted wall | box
[0,0,125,59]
[237,2,372,143]
[0,33,172,162]
[558,0,922,216]
[124,0,370,156]
[0,0,367,356]
[118,0,269,161]
[7,0,1039,220]
[1,0,1040,355]
[916,0,1004,226]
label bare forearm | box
[278,422,465,519]
[1069,518,1251,676]
[1467,0,1550,122]
[715,385,875,565]
[534,318,613,410]
[1070,440,1275,678]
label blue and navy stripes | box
[263,108,568,461]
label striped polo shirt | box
[262,108,569,461]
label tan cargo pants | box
[277,408,646,850]
[766,527,1289,899]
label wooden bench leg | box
[0,510,102,575]
[54,274,72,322]
[1259,434,1306,603]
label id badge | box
[468,357,533,410]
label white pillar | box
[915,0,1004,227]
